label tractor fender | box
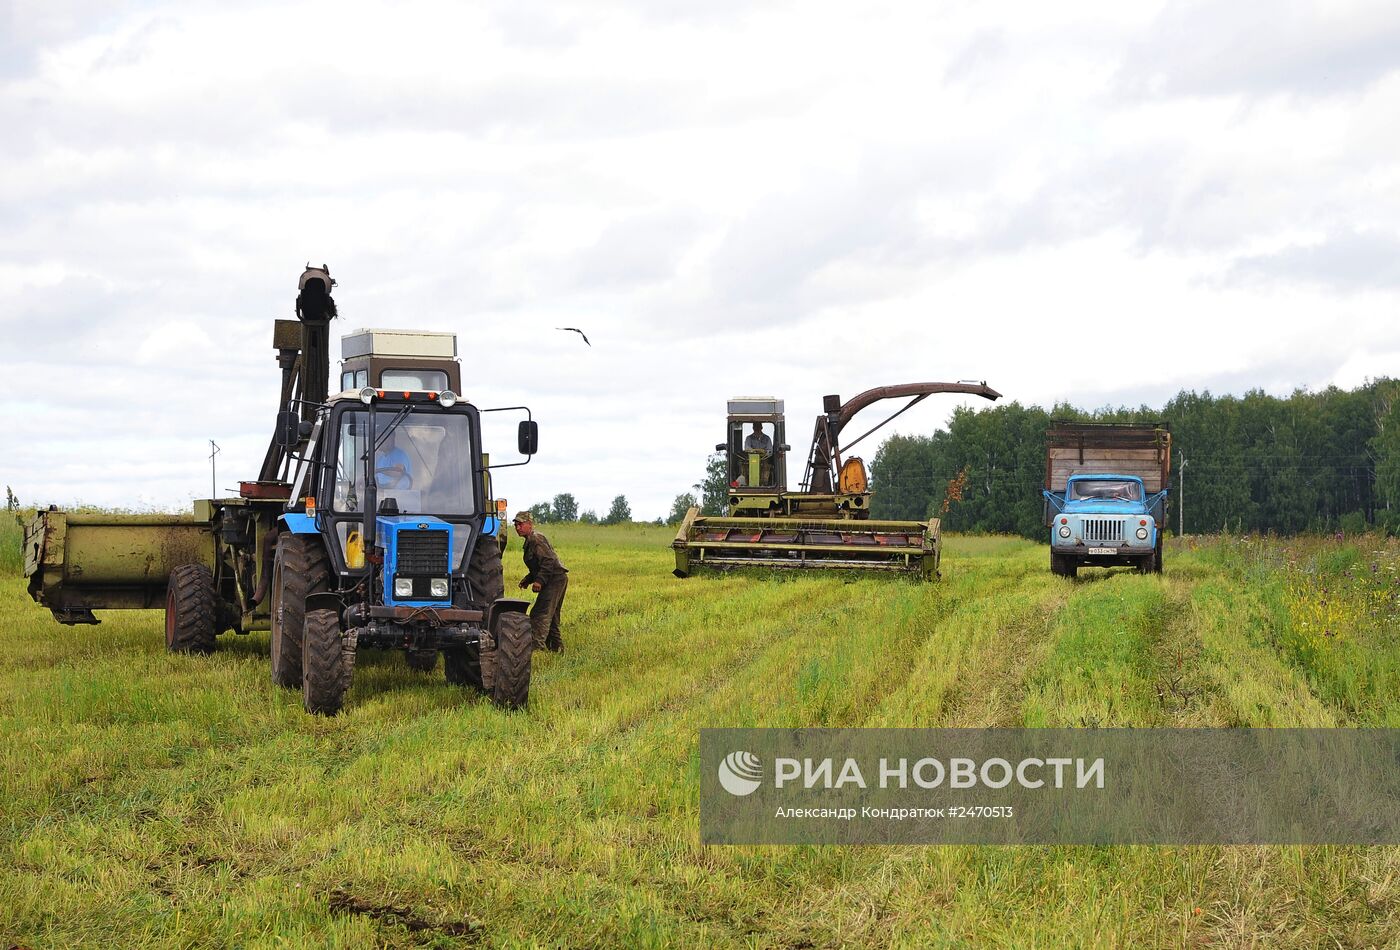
[305,591,345,618]
[486,598,529,631]
[280,512,319,535]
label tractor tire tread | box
[271,534,331,689]
[491,610,533,710]
[302,607,351,716]
[166,564,218,655]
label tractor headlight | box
[429,578,450,598]
[438,390,458,407]
[359,387,377,405]
[394,577,414,598]
[1058,525,1072,538]
[1136,527,1149,540]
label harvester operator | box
[743,423,772,455]
[513,511,568,653]
[742,423,774,486]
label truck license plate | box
[1087,547,1117,555]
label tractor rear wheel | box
[271,534,330,689]
[165,564,217,655]
[490,610,533,710]
[302,607,352,716]
[405,649,438,672]
[443,644,484,691]
[467,537,505,603]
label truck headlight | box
[430,578,450,598]
[1058,525,1072,538]
[1136,527,1149,540]
[394,578,414,598]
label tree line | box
[524,493,634,525]
[869,379,1400,538]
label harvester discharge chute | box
[672,383,1001,579]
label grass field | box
[3,522,1399,947]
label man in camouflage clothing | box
[512,511,568,652]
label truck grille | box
[1081,518,1123,543]
[397,530,449,573]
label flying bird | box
[557,327,591,346]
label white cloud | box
[1,0,1398,520]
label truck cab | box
[1045,475,1165,576]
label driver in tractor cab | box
[742,423,774,486]
[375,428,414,489]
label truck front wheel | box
[491,610,533,710]
[302,607,353,716]
[1050,552,1077,578]
[270,534,330,689]
[165,563,218,655]
[1153,535,1164,574]
[1137,548,1157,574]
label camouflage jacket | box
[522,531,569,586]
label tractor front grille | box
[397,530,449,573]
[1081,518,1123,543]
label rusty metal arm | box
[803,382,1001,492]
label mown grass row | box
[2,526,1399,946]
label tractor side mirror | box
[778,444,790,452]
[715,443,727,451]
[299,420,314,438]
[518,420,539,456]
[274,410,300,446]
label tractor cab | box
[717,398,790,513]
[338,328,461,394]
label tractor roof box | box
[341,328,457,360]
[727,397,784,417]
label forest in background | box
[870,379,1400,538]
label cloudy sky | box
[3,0,1398,519]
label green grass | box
[2,526,1399,947]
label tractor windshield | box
[1069,478,1141,502]
[332,409,476,516]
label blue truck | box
[1042,423,1171,577]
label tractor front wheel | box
[165,564,218,655]
[270,534,330,689]
[490,610,533,710]
[302,608,353,716]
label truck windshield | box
[1070,479,1141,502]
[332,410,476,516]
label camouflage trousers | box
[530,575,567,650]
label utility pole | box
[1178,452,1187,537]
[209,440,221,499]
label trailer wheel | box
[270,534,330,689]
[302,607,352,716]
[1050,552,1077,578]
[490,610,533,710]
[165,563,218,655]
[405,649,438,672]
